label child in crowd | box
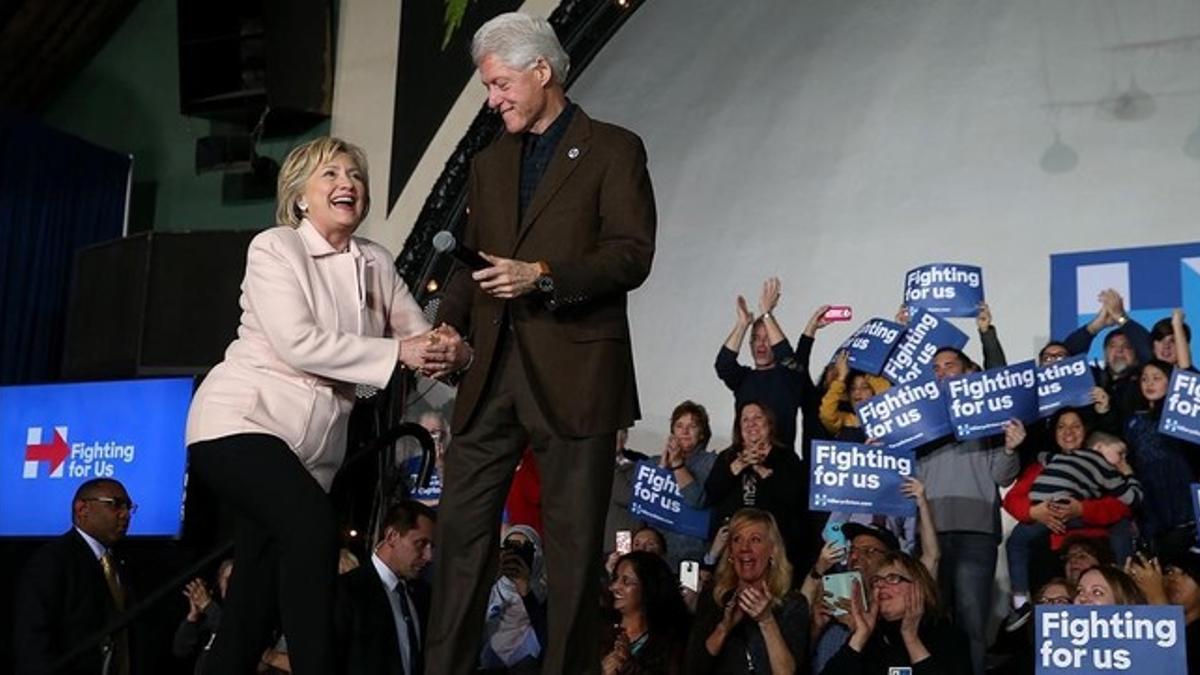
[1003,431,1141,629]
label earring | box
[298,201,308,213]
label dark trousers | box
[188,434,338,675]
[937,531,997,675]
[425,342,616,675]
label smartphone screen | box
[679,560,700,592]
[616,530,632,555]
[822,571,866,616]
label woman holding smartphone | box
[685,508,808,674]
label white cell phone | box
[679,560,700,592]
[615,530,632,555]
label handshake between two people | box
[399,323,473,379]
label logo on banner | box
[839,318,905,375]
[629,461,711,539]
[1036,355,1095,418]
[856,375,952,450]
[24,426,70,479]
[1035,605,1185,673]
[20,425,136,481]
[1160,368,1200,443]
[882,309,969,385]
[946,361,1039,440]
[809,441,916,517]
[904,263,984,317]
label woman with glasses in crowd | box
[820,550,971,675]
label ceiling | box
[0,0,140,112]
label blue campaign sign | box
[855,374,952,451]
[1037,355,1095,418]
[839,318,905,375]
[628,461,711,539]
[1050,242,1200,367]
[809,441,917,517]
[1159,367,1200,444]
[945,360,1039,440]
[0,378,193,537]
[882,308,970,385]
[1035,605,1185,673]
[402,455,442,507]
[903,263,984,317]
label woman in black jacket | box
[704,402,806,567]
[820,550,970,675]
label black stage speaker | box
[177,0,332,132]
[62,231,257,379]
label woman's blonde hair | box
[712,508,793,608]
[274,136,370,227]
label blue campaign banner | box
[903,263,984,317]
[0,378,193,537]
[809,440,917,517]
[1159,367,1200,444]
[855,374,952,451]
[838,318,905,375]
[1035,605,1185,673]
[945,360,1039,440]
[1036,355,1096,418]
[628,461,711,539]
[1050,242,1200,366]
[402,455,442,507]
[882,308,970,385]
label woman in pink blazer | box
[185,137,465,675]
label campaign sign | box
[945,360,1039,440]
[0,378,193,537]
[629,461,711,539]
[881,309,970,385]
[1159,368,1200,443]
[855,374,952,451]
[1036,355,1095,418]
[403,455,442,507]
[904,263,984,317]
[838,318,905,375]
[1035,605,1185,674]
[809,440,916,517]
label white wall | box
[563,0,1200,452]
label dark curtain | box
[0,113,130,385]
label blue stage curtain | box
[0,114,130,385]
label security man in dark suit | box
[424,11,656,675]
[14,478,133,675]
[336,501,435,675]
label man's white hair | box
[471,12,570,85]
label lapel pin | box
[567,147,580,160]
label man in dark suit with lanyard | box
[424,11,656,675]
[336,501,434,675]
[14,478,133,675]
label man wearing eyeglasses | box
[14,478,135,675]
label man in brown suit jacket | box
[424,12,656,675]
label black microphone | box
[432,231,490,271]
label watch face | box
[536,276,554,293]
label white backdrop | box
[564,0,1200,452]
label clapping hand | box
[183,578,212,622]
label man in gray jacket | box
[919,347,1022,675]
